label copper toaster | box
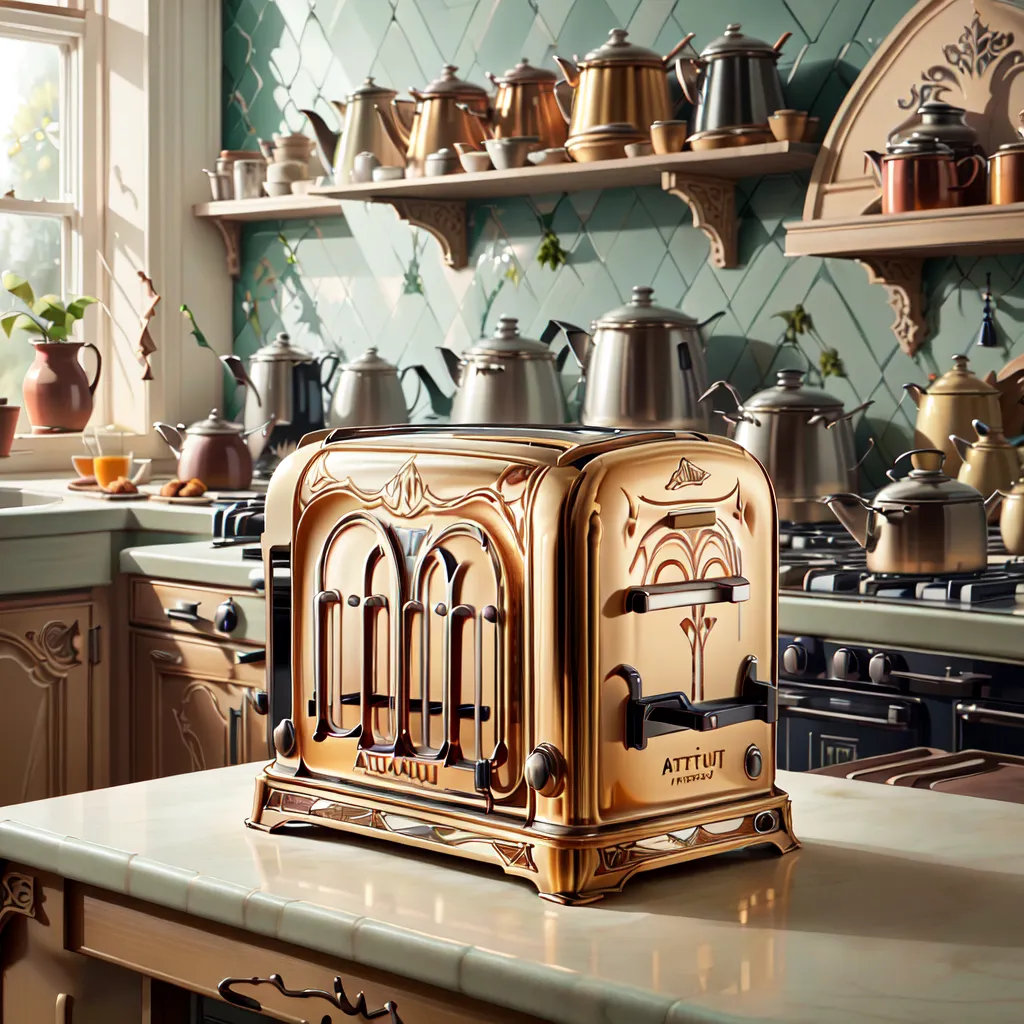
[249,426,797,903]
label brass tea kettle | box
[553,28,695,139]
[950,418,1020,520]
[301,77,406,184]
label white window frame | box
[0,0,231,475]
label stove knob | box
[215,598,239,634]
[832,647,861,681]
[782,643,809,675]
[869,653,892,684]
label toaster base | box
[247,770,799,904]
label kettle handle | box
[153,422,184,458]
[699,379,743,410]
[319,353,341,396]
[241,414,276,440]
[950,154,984,193]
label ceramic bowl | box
[372,165,405,182]
[425,149,459,176]
[650,120,688,155]
[769,109,809,143]
[528,148,570,166]
[483,136,540,171]
[625,141,654,158]
[688,127,771,151]
[459,150,493,173]
[290,179,316,194]
[567,124,646,163]
[263,181,293,198]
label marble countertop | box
[119,538,262,590]
[1,765,1022,1023]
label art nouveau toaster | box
[249,425,797,903]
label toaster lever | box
[620,657,776,750]
[624,575,750,613]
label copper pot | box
[864,134,982,214]
[22,341,101,434]
[154,409,271,490]
[989,141,1024,204]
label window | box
[0,1,85,436]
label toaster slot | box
[624,576,750,613]
[619,656,777,750]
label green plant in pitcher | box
[771,304,846,380]
[0,270,97,341]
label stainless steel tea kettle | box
[547,286,723,430]
[244,332,339,477]
[438,316,570,424]
[328,347,442,428]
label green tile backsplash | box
[222,0,1024,487]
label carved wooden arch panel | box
[805,0,1024,222]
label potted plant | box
[0,271,100,433]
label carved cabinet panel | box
[0,594,101,806]
[131,629,269,781]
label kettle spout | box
[300,108,341,172]
[949,433,974,463]
[863,149,884,183]
[552,55,580,89]
[543,319,592,371]
[986,490,1004,514]
[821,492,873,548]
[903,382,925,408]
[676,58,703,106]
[404,364,453,418]
[437,346,464,388]
[379,99,412,152]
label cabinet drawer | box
[130,579,264,645]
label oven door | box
[778,681,925,771]
[956,700,1024,756]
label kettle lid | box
[341,347,400,374]
[493,58,557,84]
[743,369,844,411]
[251,332,315,364]
[924,353,999,396]
[187,408,245,436]
[350,76,397,99]
[420,64,488,99]
[582,28,663,66]
[701,23,779,58]
[916,99,968,120]
[886,132,955,157]
[468,316,553,359]
[877,448,982,504]
[593,285,699,329]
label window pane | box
[0,215,62,423]
[0,38,61,201]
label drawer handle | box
[217,973,402,1022]
[235,648,266,665]
[624,575,750,613]
[165,600,201,623]
[150,649,183,665]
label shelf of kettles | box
[193,142,818,277]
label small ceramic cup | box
[352,151,380,183]
[267,160,306,184]
[769,109,809,143]
[528,148,570,166]
[458,150,493,173]
[625,141,654,158]
[372,165,405,182]
[650,120,688,155]
[425,148,459,176]
[0,400,19,458]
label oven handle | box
[624,576,750,613]
[889,669,990,688]
[956,703,1024,728]
[779,688,909,727]
[313,589,342,741]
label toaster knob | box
[832,647,861,681]
[525,744,566,798]
[744,744,763,780]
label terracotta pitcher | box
[22,341,102,434]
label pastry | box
[179,478,207,498]
[160,479,184,497]
[105,477,138,495]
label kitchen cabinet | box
[0,590,108,806]
[131,628,268,780]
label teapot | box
[904,353,1024,475]
[328,348,445,428]
[823,449,999,575]
[950,419,1020,520]
[547,286,724,431]
[377,65,490,177]
[995,478,1024,555]
[553,28,694,140]
[301,78,406,184]
[864,134,982,214]
[678,24,790,136]
[439,316,570,424]
[154,409,272,491]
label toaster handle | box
[619,656,776,750]
[312,589,343,740]
[624,576,749,613]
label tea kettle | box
[463,60,566,150]
[547,286,724,431]
[950,418,1020,519]
[439,316,570,424]
[244,332,339,479]
[301,77,406,184]
[328,347,444,428]
[155,409,271,491]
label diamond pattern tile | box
[223,0,1024,488]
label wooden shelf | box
[193,143,817,276]
[192,195,344,277]
[785,204,1024,356]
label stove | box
[777,522,1024,772]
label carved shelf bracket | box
[857,257,926,356]
[661,173,737,268]
[0,870,36,939]
[212,219,242,278]
[381,198,467,270]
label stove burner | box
[779,521,862,553]
[212,497,266,547]
[800,562,1024,605]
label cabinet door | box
[0,595,95,805]
[131,629,269,781]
